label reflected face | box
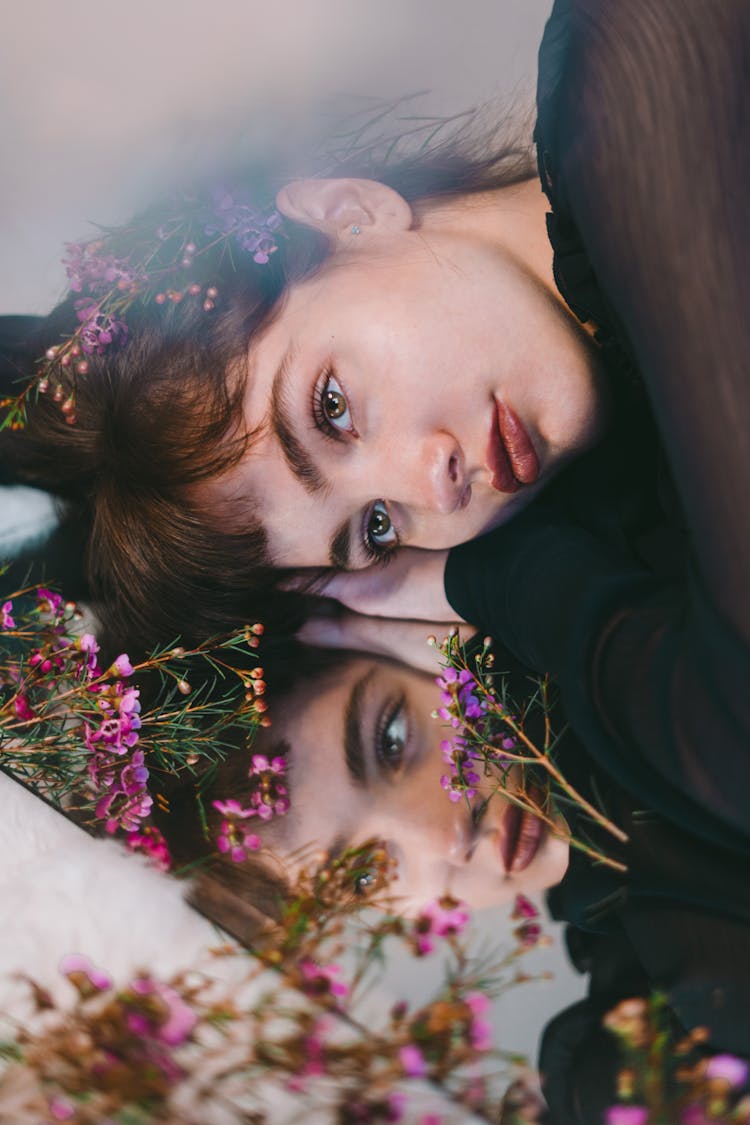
[213,211,607,569]
[259,656,570,911]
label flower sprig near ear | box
[0,189,283,431]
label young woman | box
[2,0,748,835]
[294,0,750,849]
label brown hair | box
[147,642,360,947]
[1,105,534,658]
[155,750,293,950]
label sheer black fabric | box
[446,0,750,840]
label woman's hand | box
[298,603,474,675]
[311,547,461,623]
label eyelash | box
[310,367,401,564]
[374,693,409,777]
[310,365,352,444]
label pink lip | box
[485,401,540,493]
[500,803,547,874]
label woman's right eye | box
[316,372,354,434]
[364,501,399,560]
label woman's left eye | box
[317,372,354,434]
[376,695,408,775]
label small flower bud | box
[61,397,75,415]
[202,299,215,311]
[37,378,49,394]
[188,283,201,296]
[45,346,58,360]
[260,716,272,727]
[53,384,64,402]
[253,699,268,712]
[65,413,78,424]
[185,242,196,255]
[155,293,166,304]
[250,623,264,635]
[177,680,191,695]
[76,361,89,376]
[186,753,199,765]
[71,344,81,357]
[60,354,71,368]
[181,257,192,269]
[206,286,219,299]
[171,646,185,657]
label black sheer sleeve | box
[446,0,750,838]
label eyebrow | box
[270,349,329,497]
[344,668,376,788]
[329,519,353,570]
[269,349,360,570]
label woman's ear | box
[275,178,413,245]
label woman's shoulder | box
[533,0,639,392]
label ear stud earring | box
[351,225,361,236]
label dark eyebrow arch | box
[344,668,376,788]
[329,519,353,570]
[270,349,329,496]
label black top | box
[445,0,750,850]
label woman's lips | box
[500,802,547,874]
[486,401,540,494]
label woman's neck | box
[416,178,560,304]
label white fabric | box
[0,772,226,1020]
[0,485,58,556]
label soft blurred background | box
[0,0,586,1067]
[2,0,552,312]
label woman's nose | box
[402,430,467,515]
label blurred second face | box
[259,655,570,912]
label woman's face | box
[260,656,570,912]
[210,178,608,570]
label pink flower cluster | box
[126,825,172,871]
[71,641,154,837]
[63,241,145,295]
[298,958,349,1000]
[59,956,196,1089]
[1,600,14,629]
[74,299,128,354]
[212,799,262,862]
[286,1017,331,1093]
[203,187,282,263]
[512,894,544,949]
[411,897,471,956]
[465,991,493,1051]
[127,976,197,1047]
[436,667,516,803]
[212,753,289,862]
